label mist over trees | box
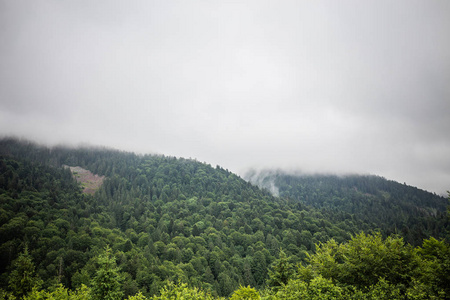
[0,138,448,299]
[245,169,448,246]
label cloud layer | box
[1,1,449,194]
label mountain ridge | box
[245,168,448,245]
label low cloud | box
[1,1,449,194]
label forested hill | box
[0,138,366,296]
[0,138,449,299]
[245,169,449,245]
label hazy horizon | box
[1,1,449,194]
[1,135,446,196]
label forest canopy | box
[0,138,448,299]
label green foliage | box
[364,278,402,300]
[247,170,449,246]
[127,291,147,300]
[18,284,90,300]
[59,284,91,300]
[91,246,123,300]
[20,287,48,300]
[8,247,42,299]
[266,249,293,290]
[299,233,450,299]
[414,237,450,298]
[152,281,215,300]
[0,289,16,300]
[309,232,417,291]
[272,276,343,300]
[1,139,449,299]
[230,285,260,300]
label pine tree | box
[91,245,123,300]
[8,247,42,298]
[266,249,293,290]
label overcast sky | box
[1,1,449,194]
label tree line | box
[3,232,450,299]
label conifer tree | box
[91,245,123,300]
[8,246,42,299]
[266,249,293,290]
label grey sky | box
[1,1,449,194]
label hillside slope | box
[245,169,449,245]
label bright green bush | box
[230,285,260,300]
[152,281,216,300]
[274,276,343,300]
